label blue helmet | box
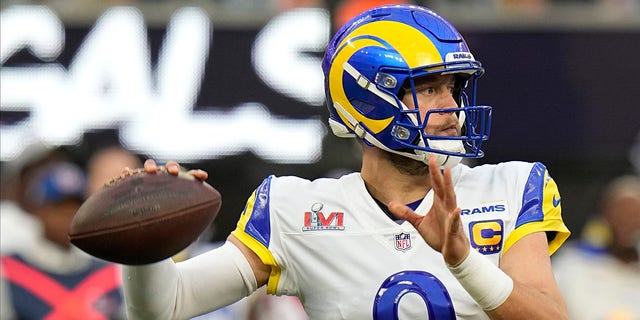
[322,5,491,167]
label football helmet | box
[322,5,492,167]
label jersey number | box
[373,271,455,319]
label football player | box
[122,5,570,319]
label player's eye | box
[418,87,435,95]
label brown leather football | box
[69,168,221,265]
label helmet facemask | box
[347,62,491,168]
[393,65,492,164]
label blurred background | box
[1,0,639,244]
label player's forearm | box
[122,259,181,320]
[447,247,568,319]
[486,280,569,320]
[122,241,259,320]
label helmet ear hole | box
[351,100,376,116]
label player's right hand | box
[126,159,209,181]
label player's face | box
[401,74,461,137]
[39,199,82,248]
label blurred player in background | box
[553,174,640,320]
[122,4,570,319]
[0,142,56,256]
[0,147,124,320]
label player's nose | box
[439,91,459,110]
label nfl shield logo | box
[395,233,411,251]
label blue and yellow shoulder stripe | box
[231,176,281,294]
[503,162,570,255]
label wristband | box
[447,249,514,311]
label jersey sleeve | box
[230,176,282,294]
[503,162,570,255]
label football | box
[69,168,221,265]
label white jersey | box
[231,162,569,320]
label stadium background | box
[1,0,639,242]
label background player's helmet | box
[322,5,492,167]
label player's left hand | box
[388,155,470,266]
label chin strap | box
[424,140,463,168]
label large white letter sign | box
[1,5,327,163]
